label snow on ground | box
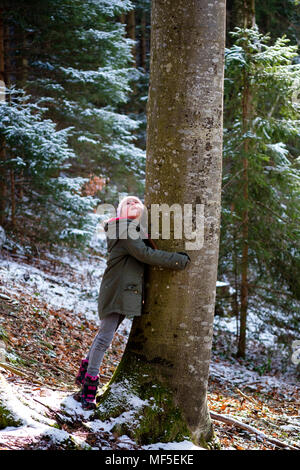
[213,312,276,347]
[0,378,206,450]
[0,241,298,450]
[0,244,131,336]
[0,251,105,321]
[209,358,298,401]
[0,243,205,450]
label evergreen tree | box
[117,0,151,153]
[0,87,96,245]
[2,0,145,187]
[226,0,300,47]
[0,0,145,246]
[220,26,300,357]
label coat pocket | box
[124,283,140,293]
[123,283,142,313]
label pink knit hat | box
[116,196,144,218]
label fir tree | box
[220,27,300,358]
[2,0,145,185]
[0,0,145,246]
[0,87,96,245]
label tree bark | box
[0,139,6,226]
[119,13,126,24]
[97,0,226,447]
[0,8,7,226]
[0,8,4,84]
[233,0,256,28]
[236,3,255,358]
[237,67,251,358]
[140,11,147,71]
[126,9,136,67]
[237,138,249,357]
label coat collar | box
[103,216,158,251]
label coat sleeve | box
[121,235,190,270]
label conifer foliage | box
[0,0,144,245]
[220,27,300,356]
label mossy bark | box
[97,0,225,448]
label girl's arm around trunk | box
[121,236,190,270]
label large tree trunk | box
[96,0,226,447]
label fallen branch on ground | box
[0,362,44,385]
[210,410,299,450]
[235,387,262,406]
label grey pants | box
[86,312,125,377]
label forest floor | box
[0,239,299,451]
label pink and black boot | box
[81,373,99,410]
[75,359,89,386]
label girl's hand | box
[176,251,191,262]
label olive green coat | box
[97,217,190,320]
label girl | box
[75,195,190,410]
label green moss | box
[0,375,23,430]
[0,404,23,429]
[7,355,28,367]
[95,351,191,445]
[0,326,8,343]
[128,382,190,445]
[204,433,221,450]
[51,422,61,430]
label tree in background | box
[255,0,300,44]
[226,0,300,46]
[0,0,144,246]
[220,27,300,358]
[96,0,226,447]
[118,0,151,152]
[0,88,96,244]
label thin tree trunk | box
[236,0,255,357]
[237,68,250,357]
[18,170,24,200]
[0,8,4,84]
[10,169,15,227]
[234,0,256,28]
[119,13,126,24]
[127,9,136,67]
[0,140,6,226]
[237,135,249,357]
[97,0,226,447]
[140,11,147,71]
[0,8,7,226]
[19,28,28,87]
[17,28,28,202]
[231,207,240,343]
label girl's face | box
[121,198,144,219]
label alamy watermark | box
[96,202,207,250]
